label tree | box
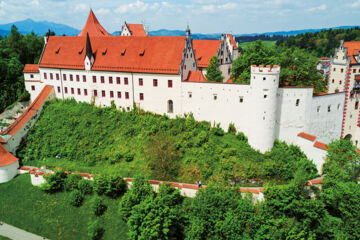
[94,174,127,198]
[64,174,83,192]
[91,196,107,217]
[88,219,105,240]
[68,189,84,207]
[41,170,68,193]
[144,133,181,180]
[205,56,224,82]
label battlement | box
[251,65,280,74]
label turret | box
[247,65,280,152]
[84,33,94,71]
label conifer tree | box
[205,56,224,82]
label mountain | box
[0,19,80,36]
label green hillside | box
[18,99,317,184]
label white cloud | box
[74,3,87,12]
[351,0,360,8]
[95,8,110,15]
[202,2,237,13]
[308,4,327,12]
[115,1,159,14]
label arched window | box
[168,100,173,113]
[344,134,352,140]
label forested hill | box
[276,27,360,57]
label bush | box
[19,89,30,102]
[68,190,84,207]
[228,123,237,134]
[41,170,68,193]
[236,132,248,142]
[64,174,83,192]
[211,124,225,136]
[78,179,93,195]
[88,219,105,240]
[91,196,107,217]
[94,175,127,198]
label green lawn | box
[0,236,11,240]
[0,174,128,239]
[239,41,276,48]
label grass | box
[0,174,128,240]
[239,41,276,48]
[0,236,11,240]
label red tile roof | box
[40,36,186,74]
[320,57,329,60]
[306,178,323,186]
[0,144,18,167]
[193,40,220,68]
[227,34,238,50]
[23,64,39,73]
[314,141,328,150]
[185,71,207,82]
[344,41,360,65]
[297,132,317,142]
[0,85,53,137]
[0,137,5,144]
[126,24,147,36]
[78,10,110,37]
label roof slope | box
[0,144,18,167]
[127,24,147,36]
[344,41,360,64]
[185,71,207,82]
[193,40,220,68]
[40,36,186,74]
[23,64,39,73]
[78,10,110,37]
[227,34,238,50]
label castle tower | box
[247,65,280,152]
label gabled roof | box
[185,71,207,82]
[227,34,238,50]
[344,41,360,65]
[0,144,18,167]
[193,40,220,68]
[40,36,186,74]
[23,64,39,73]
[126,23,147,36]
[78,10,110,37]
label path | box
[0,222,47,240]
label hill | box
[0,19,80,36]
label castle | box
[18,10,349,174]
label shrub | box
[78,179,93,195]
[91,196,107,217]
[94,175,127,198]
[88,219,105,240]
[211,124,225,136]
[41,170,68,193]
[68,189,84,207]
[64,174,83,192]
[194,130,209,147]
[236,132,248,143]
[19,89,30,102]
[228,123,237,134]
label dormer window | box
[139,49,145,56]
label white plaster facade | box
[0,161,19,183]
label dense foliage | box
[277,27,360,57]
[0,25,43,112]
[19,99,318,185]
[231,40,326,93]
[205,55,224,82]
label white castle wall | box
[296,136,327,173]
[24,72,43,103]
[0,161,19,183]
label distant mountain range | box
[0,18,359,40]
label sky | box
[0,0,359,34]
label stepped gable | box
[40,36,186,74]
[0,144,18,167]
[126,23,147,36]
[344,41,360,64]
[185,71,207,82]
[23,64,39,73]
[227,34,238,50]
[78,9,110,37]
[193,40,221,68]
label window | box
[356,101,359,110]
[213,94,217,100]
[31,85,35,91]
[333,68,336,71]
[116,77,121,84]
[50,73,53,80]
[168,80,173,88]
[124,77,128,85]
[332,79,334,83]
[117,91,121,98]
[328,105,331,112]
[239,96,244,103]
[94,90,98,97]
[168,100,173,113]
[338,104,341,110]
[83,75,86,82]
[71,88,74,94]
[140,93,144,101]
[339,80,342,84]
[110,91,114,98]
[296,99,300,106]
[57,87,60,93]
[102,90,105,97]
[63,74,67,81]
[109,77,113,84]
[317,106,320,112]
[93,76,96,83]
[341,69,344,73]
[153,79,158,87]
[125,92,129,99]
[101,76,105,83]
[70,74,73,81]
[44,73,47,79]
[56,73,59,80]
[188,92,192,98]
[354,69,356,73]
[263,77,266,81]
[77,88,81,95]
[76,75,80,82]
[30,74,34,79]
[139,78,143,86]
[264,95,267,99]
[84,89,88,96]
[64,87,68,94]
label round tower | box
[247,65,280,152]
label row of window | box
[56,87,142,100]
[42,73,173,88]
[333,68,360,73]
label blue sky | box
[0,0,359,34]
